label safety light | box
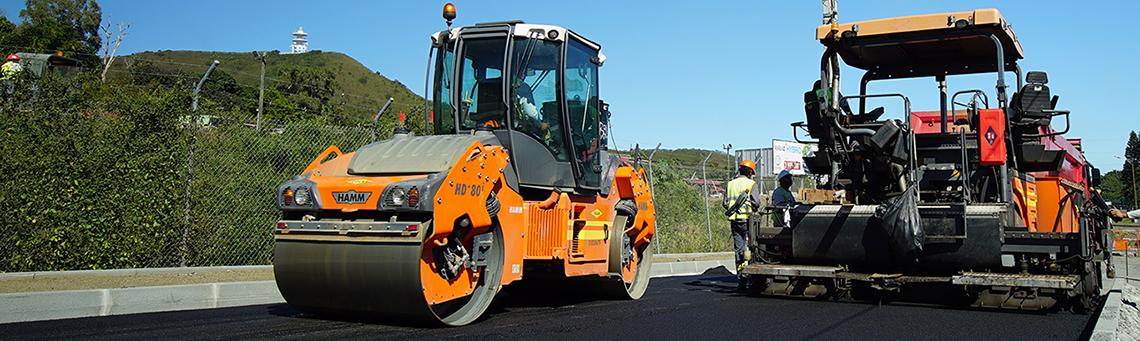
[406,224,419,232]
[295,186,311,206]
[443,3,457,24]
[283,187,295,206]
[276,222,288,230]
[407,186,420,207]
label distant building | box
[290,26,309,54]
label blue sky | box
[3,0,1137,170]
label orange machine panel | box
[978,109,1007,166]
[523,201,570,260]
[1012,175,1038,231]
[1033,177,1078,233]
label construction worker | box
[2,54,21,94]
[2,54,21,79]
[724,159,759,289]
[772,170,797,228]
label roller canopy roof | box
[816,9,1024,79]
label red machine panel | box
[978,109,1006,166]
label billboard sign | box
[771,140,814,175]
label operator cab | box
[428,20,608,196]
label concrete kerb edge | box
[0,257,728,324]
[0,265,274,280]
[1091,278,1125,340]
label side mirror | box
[1090,167,1102,188]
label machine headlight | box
[295,186,311,206]
[389,186,406,206]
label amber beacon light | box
[443,3,457,25]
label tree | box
[276,66,338,119]
[99,18,129,82]
[17,0,103,60]
[1123,131,1140,210]
[0,13,18,49]
[1101,170,1126,206]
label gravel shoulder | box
[0,267,275,294]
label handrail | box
[303,145,344,174]
[950,89,990,125]
[790,121,819,144]
[1023,110,1071,138]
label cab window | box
[431,43,456,134]
[565,38,602,188]
[510,38,569,161]
[456,37,507,130]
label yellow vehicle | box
[272,4,656,326]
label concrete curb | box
[1091,278,1124,340]
[0,281,282,324]
[0,255,733,325]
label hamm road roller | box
[272,4,656,326]
[745,6,1115,312]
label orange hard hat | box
[739,160,757,173]
[5,54,18,61]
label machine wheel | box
[429,225,505,325]
[1071,261,1102,314]
[604,209,653,300]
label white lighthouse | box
[290,26,309,54]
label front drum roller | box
[273,224,504,326]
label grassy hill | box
[614,148,736,179]
[118,50,423,123]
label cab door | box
[563,37,603,191]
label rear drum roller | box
[604,210,653,299]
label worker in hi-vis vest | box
[723,159,760,289]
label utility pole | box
[254,51,268,130]
[723,143,733,179]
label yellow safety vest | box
[1,62,20,80]
[726,176,756,221]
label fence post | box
[646,143,662,254]
[701,151,714,251]
[182,60,220,267]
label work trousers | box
[731,219,750,268]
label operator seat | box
[470,78,505,126]
[1010,71,1064,172]
[1012,71,1053,126]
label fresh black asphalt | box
[0,268,1096,340]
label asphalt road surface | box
[0,269,1096,340]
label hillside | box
[118,50,423,123]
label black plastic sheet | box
[874,185,924,260]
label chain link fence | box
[0,56,402,271]
[180,116,374,267]
[1,55,778,272]
[628,151,818,255]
